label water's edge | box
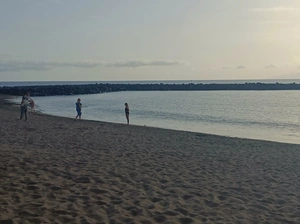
[6,93,300,145]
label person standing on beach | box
[27,92,35,112]
[75,98,82,120]
[29,99,35,112]
[20,92,29,121]
[125,103,129,124]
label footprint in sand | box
[73,176,91,183]
[151,197,161,203]
[182,194,194,200]
[0,220,13,224]
[204,199,219,207]
[154,215,167,223]
[163,210,178,216]
[179,217,194,224]
[51,186,61,191]
[217,195,227,201]
[26,185,39,191]
[96,200,107,206]
[90,188,108,194]
[175,208,189,216]
[130,208,143,216]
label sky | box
[1,0,300,81]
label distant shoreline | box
[1,82,300,96]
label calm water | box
[10,90,300,144]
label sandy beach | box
[1,94,300,224]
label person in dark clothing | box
[125,102,129,125]
[75,98,82,120]
[20,92,29,121]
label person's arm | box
[20,96,24,105]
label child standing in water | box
[125,103,129,124]
[75,98,82,120]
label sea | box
[3,79,300,144]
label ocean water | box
[10,90,300,144]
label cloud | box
[265,64,277,69]
[252,7,300,12]
[105,60,190,68]
[0,60,103,72]
[223,65,246,70]
[0,59,189,72]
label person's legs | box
[24,107,28,121]
[126,114,129,124]
[75,110,81,120]
[20,106,24,120]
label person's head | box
[125,103,128,107]
[27,92,30,96]
[77,98,81,102]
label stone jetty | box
[1,82,300,96]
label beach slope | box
[0,95,300,224]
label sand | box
[0,94,300,224]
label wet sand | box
[0,94,300,224]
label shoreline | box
[1,94,300,223]
[4,94,300,146]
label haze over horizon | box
[1,0,300,81]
